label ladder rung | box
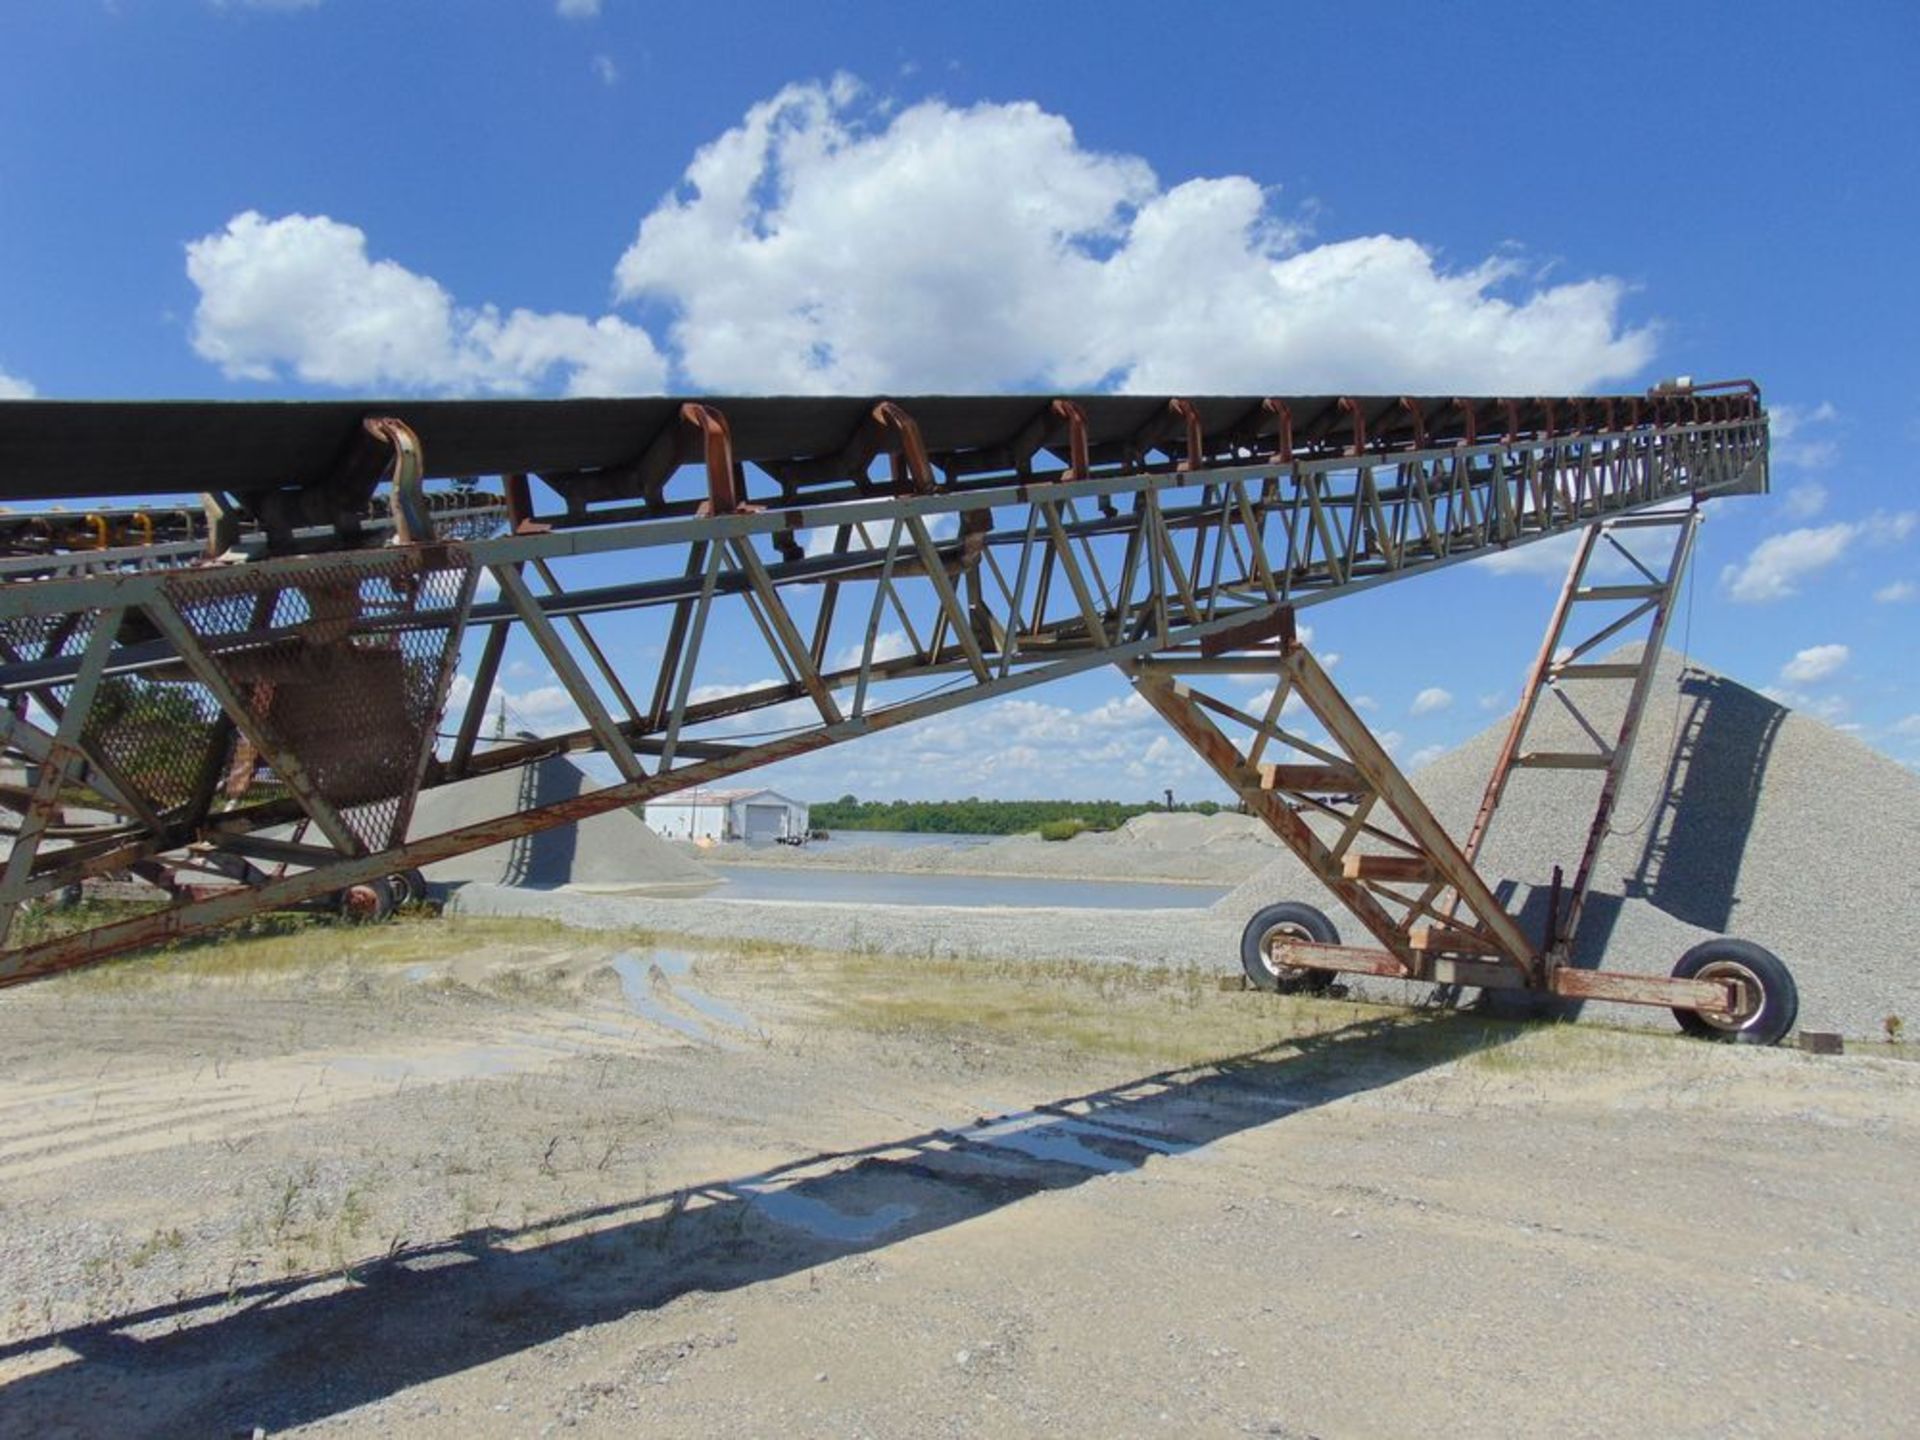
[1603,513,1692,530]
[1574,584,1665,602]
[1515,750,1613,770]
[1551,663,1642,680]
[1411,925,1507,956]
[1260,762,1364,793]
[1342,854,1440,884]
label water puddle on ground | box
[960,1113,1141,1173]
[608,949,761,1046]
[728,1182,918,1244]
[649,949,759,1032]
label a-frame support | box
[1125,506,1746,1020]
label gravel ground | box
[2,922,1915,1437]
[451,884,1245,973]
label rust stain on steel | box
[1049,399,1091,479]
[1336,396,1367,456]
[869,401,937,496]
[1261,398,1295,463]
[1167,399,1206,471]
[680,403,751,517]
[1271,940,1411,979]
[1197,604,1292,658]
[1550,968,1735,1013]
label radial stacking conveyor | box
[0,382,1796,1041]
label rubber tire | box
[388,869,430,907]
[1670,938,1798,1046]
[1240,902,1341,993]
[336,876,397,925]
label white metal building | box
[643,787,810,845]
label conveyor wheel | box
[335,877,397,925]
[1240,902,1340,993]
[387,869,430,908]
[1670,939,1798,1045]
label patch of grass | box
[126,1226,185,1269]
[1037,818,1088,842]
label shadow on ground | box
[0,1011,1516,1436]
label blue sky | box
[2,0,1916,797]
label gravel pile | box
[1216,647,1920,1037]
[408,755,717,894]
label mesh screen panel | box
[158,550,474,849]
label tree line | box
[809,794,1227,836]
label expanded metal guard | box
[158,552,474,850]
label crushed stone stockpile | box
[1216,648,1920,1038]
[407,755,717,894]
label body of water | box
[701,865,1226,911]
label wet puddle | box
[608,949,761,1046]
[728,1182,917,1244]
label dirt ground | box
[0,914,1915,1438]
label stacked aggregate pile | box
[407,754,717,894]
[1216,648,1920,1037]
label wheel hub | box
[1261,923,1316,982]
[1693,960,1764,1032]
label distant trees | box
[809,795,1230,836]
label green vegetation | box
[810,794,1227,836]
[1037,818,1088,842]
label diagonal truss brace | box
[1126,509,1734,1020]
[1128,639,1538,985]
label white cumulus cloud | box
[1411,686,1453,716]
[1778,644,1848,684]
[1721,512,1917,602]
[0,367,35,399]
[1780,481,1828,520]
[613,79,1655,394]
[186,210,667,396]
[1768,401,1840,470]
[1874,579,1915,603]
[557,0,602,16]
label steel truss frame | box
[0,391,1768,988]
[1126,505,1731,1017]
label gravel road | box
[1,919,1913,1437]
